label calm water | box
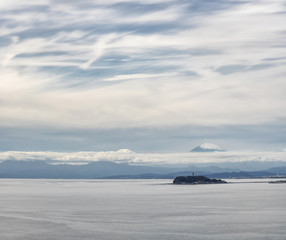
[1,179,286,240]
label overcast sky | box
[1,0,286,153]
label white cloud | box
[104,73,177,81]
[80,34,120,70]
[1,150,286,165]
[0,0,48,10]
[0,0,286,135]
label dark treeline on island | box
[269,180,286,184]
[173,176,227,184]
[0,160,286,179]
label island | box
[173,176,227,184]
[269,180,286,184]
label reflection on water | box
[1,179,286,240]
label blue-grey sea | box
[1,179,286,240]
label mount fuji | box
[191,143,226,152]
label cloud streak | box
[0,0,286,151]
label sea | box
[1,178,286,240]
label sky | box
[1,0,286,156]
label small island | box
[269,180,286,184]
[173,176,227,185]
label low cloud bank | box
[1,149,286,165]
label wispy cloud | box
[0,0,286,151]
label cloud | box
[1,150,286,165]
[0,149,137,164]
[0,0,286,151]
[80,34,122,70]
[0,0,48,10]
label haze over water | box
[1,179,286,240]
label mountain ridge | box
[0,160,286,179]
[191,143,226,152]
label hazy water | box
[1,179,286,240]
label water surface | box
[1,179,286,240]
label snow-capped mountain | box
[191,143,226,152]
[116,149,135,154]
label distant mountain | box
[267,166,286,175]
[0,160,185,178]
[0,160,285,179]
[116,149,136,154]
[102,171,210,179]
[187,165,238,173]
[205,171,274,179]
[191,143,226,152]
[193,161,286,171]
[102,170,283,179]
